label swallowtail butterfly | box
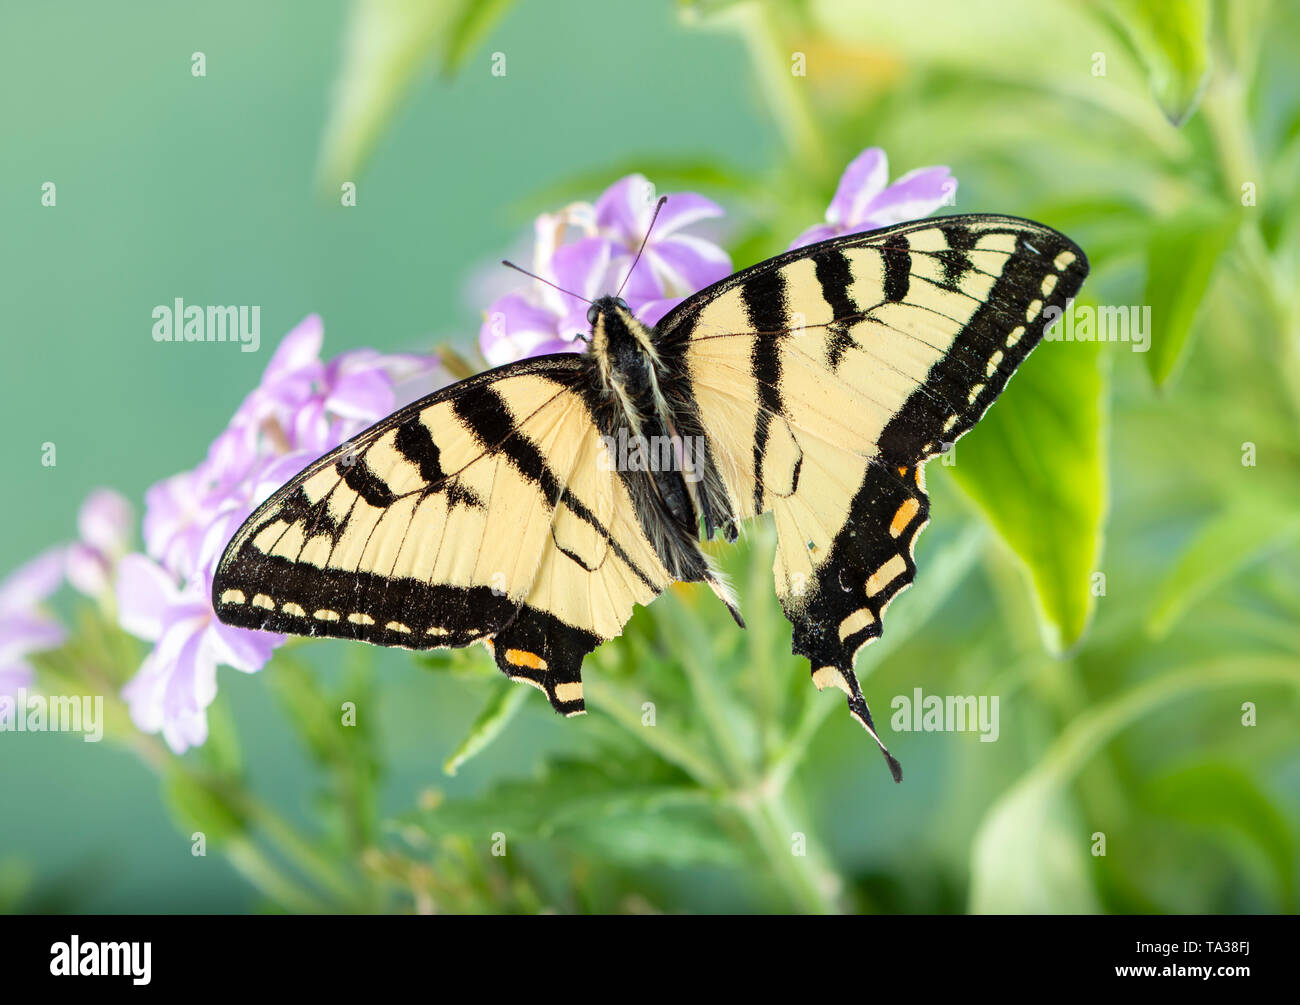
[213,213,1088,780]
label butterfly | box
[213,211,1088,781]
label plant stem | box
[730,1,831,179]
[736,784,844,914]
[584,677,726,788]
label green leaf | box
[162,769,247,844]
[576,808,742,867]
[406,757,740,867]
[969,775,1102,913]
[1143,760,1296,910]
[317,0,515,188]
[442,0,516,76]
[969,655,1300,913]
[442,679,531,776]
[0,858,33,913]
[1097,0,1213,125]
[1143,206,1240,386]
[949,339,1109,654]
[1147,497,1300,637]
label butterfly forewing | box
[212,354,673,714]
[653,214,1088,731]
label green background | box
[2,0,1298,914]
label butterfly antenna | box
[617,195,668,299]
[502,260,592,305]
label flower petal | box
[551,236,614,300]
[116,553,181,642]
[634,296,683,327]
[0,547,66,615]
[0,662,33,697]
[480,291,568,366]
[325,368,394,424]
[787,222,841,251]
[646,235,731,296]
[651,193,726,238]
[66,543,112,598]
[827,147,889,226]
[77,489,133,557]
[261,314,324,386]
[859,165,955,228]
[209,618,282,674]
[594,174,656,244]
[0,611,65,663]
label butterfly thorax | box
[588,297,664,437]
[584,296,726,584]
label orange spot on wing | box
[889,498,921,537]
[505,648,547,671]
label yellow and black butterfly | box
[213,212,1088,781]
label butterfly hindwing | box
[212,354,672,715]
[653,215,1088,758]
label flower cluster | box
[117,315,444,752]
[479,174,733,366]
[0,549,66,697]
[0,489,133,697]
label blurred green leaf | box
[1143,206,1240,386]
[443,0,515,76]
[1143,760,1296,910]
[162,769,247,845]
[1096,0,1213,125]
[406,757,740,867]
[949,340,1108,653]
[576,807,743,868]
[970,775,1101,913]
[199,693,243,777]
[443,679,531,776]
[317,0,514,188]
[1147,498,1300,637]
[0,858,33,913]
[970,655,1300,913]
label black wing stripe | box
[880,234,911,302]
[339,458,395,509]
[741,270,788,515]
[452,382,661,593]
[812,248,861,370]
[394,414,446,486]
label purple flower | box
[143,315,444,583]
[594,175,731,310]
[66,488,133,599]
[789,147,956,249]
[121,315,445,752]
[117,553,280,753]
[0,547,68,697]
[479,174,731,365]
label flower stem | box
[736,783,844,914]
[730,2,831,180]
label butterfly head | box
[587,295,656,366]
